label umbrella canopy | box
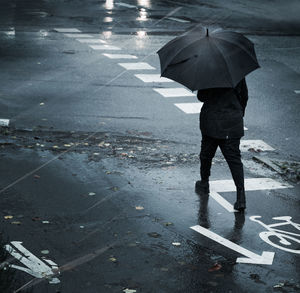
[157,27,260,91]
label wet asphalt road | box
[0,0,300,292]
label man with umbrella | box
[157,26,259,212]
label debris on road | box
[208,263,222,272]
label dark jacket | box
[197,78,248,139]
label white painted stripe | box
[76,38,106,44]
[0,119,9,126]
[190,225,275,265]
[153,87,196,97]
[118,62,155,70]
[64,34,93,38]
[134,74,173,83]
[89,44,121,50]
[240,140,275,151]
[174,102,203,114]
[244,126,248,131]
[168,17,190,23]
[210,178,292,193]
[54,28,81,33]
[103,53,138,59]
[210,191,235,212]
[294,90,300,94]
[116,2,136,8]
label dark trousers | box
[200,135,244,189]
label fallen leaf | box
[4,215,13,219]
[172,242,181,246]
[32,217,41,221]
[123,289,137,293]
[164,222,173,226]
[41,250,49,255]
[11,221,21,225]
[135,206,144,210]
[208,263,222,272]
[109,257,117,262]
[147,232,161,238]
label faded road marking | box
[54,28,81,33]
[153,87,196,97]
[174,102,203,113]
[118,62,155,70]
[76,38,107,44]
[103,53,138,59]
[135,74,173,83]
[89,44,121,50]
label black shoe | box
[234,188,246,211]
[195,180,209,194]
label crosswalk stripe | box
[76,39,107,44]
[64,34,93,38]
[294,90,300,94]
[102,53,138,59]
[167,17,190,23]
[240,140,275,151]
[210,178,292,193]
[134,74,173,83]
[0,119,9,127]
[89,44,121,50]
[118,62,155,70]
[54,28,81,33]
[153,87,196,97]
[174,102,203,113]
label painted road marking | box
[0,119,9,126]
[190,225,275,265]
[250,216,300,254]
[167,17,190,23]
[116,2,136,8]
[76,38,107,44]
[244,126,248,130]
[294,90,300,94]
[174,102,203,113]
[103,53,138,59]
[89,44,121,50]
[211,177,292,193]
[5,241,60,284]
[135,74,174,83]
[153,87,196,97]
[64,33,93,38]
[240,140,275,151]
[54,28,81,33]
[209,178,292,213]
[118,62,155,70]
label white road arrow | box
[190,225,275,265]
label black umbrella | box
[157,27,260,91]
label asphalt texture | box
[0,0,300,292]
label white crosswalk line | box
[294,90,300,94]
[210,178,292,193]
[64,34,93,38]
[240,140,275,151]
[134,74,173,83]
[118,62,155,70]
[174,102,203,113]
[116,2,136,8]
[103,53,138,59]
[167,17,190,23]
[54,28,81,33]
[89,44,121,50]
[76,39,107,44]
[153,87,196,97]
[0,119,9,126]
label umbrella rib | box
[209,40,234,87]
[212,36,259,64]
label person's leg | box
[196,135,218,193]
[219,138,246,211]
